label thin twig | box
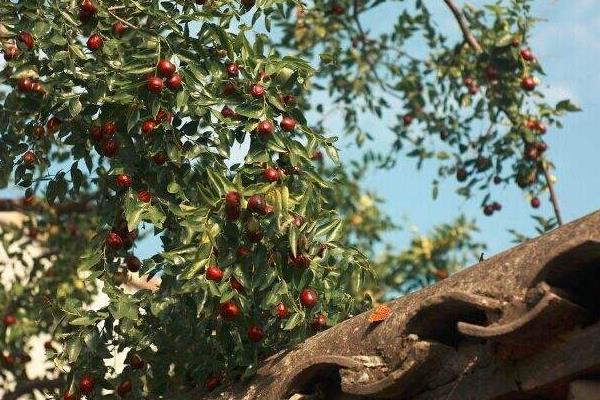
[107,10,139,29]
[351,0,405,101]
[352,0,379,79]
[495,104,564,225]
[541,160,564,226]
[442,0,483,53]
[0,198,92,215]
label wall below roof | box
[0,212,159,399]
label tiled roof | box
[212,210,600,400]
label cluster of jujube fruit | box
[146,59,183,93]
[444,43,551,216]
[0,0,351,396]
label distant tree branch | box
[0,198,92,215]
[541,161,564,226]
[443,0,483,53]
[3,377,63,400]
[494,104,564,226]
[351,0,405,101]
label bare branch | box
[541,161,564,226]
[0,198,92,215]
[443,0,483,53]
[492,103,564,225]
[351,0,405,101]
[107,10,139,29]
[3,377,63,400]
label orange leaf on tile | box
[368,304,392,323]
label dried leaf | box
[368,304,391,323]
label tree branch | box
[107,10,139,29]
[541,161,564,226]
[3,377,63,400]
[494,104,564,226]
[443,0,483,53]
[0,198,92,215]
[351,0,405,101]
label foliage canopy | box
[0,0,578,398]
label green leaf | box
[206,168,233,194]
[167,181,181,194]
[257,268,278,292]
[260,282,281,308]
[59,10,80,27]
[207,280,221,296]
[79,249,102,271]
[12,66,39,79]
[315,219,341,238]
[125,190,145,231]
[127,108,140,133]
[32,21,50,37]
[68,97,82,117]
[215,25,235,61]
[110,298,139,321]
[329,220,344,242]
[66,339,82,363]
[243,182,276,196]
[495,33,513,47]
[69,44,86,60]
[280,186,289,214]
[196,184,220,208]
[235,104,263,119]
[280,56,315,75]
[70,163,84,193]
[319,53,334,64]
[146,205,166,228]
[52,50,69,62]
[176,90,188,110]
[289,225,297,257]
[325,144,340,163]
[50,35,67,46]
[69,316,96,326]
[46,180,57,204]
[266,92,285,111]
[556,99,581,112]
[283,312,302,330]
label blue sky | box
[315,0,600,260]
[2,1,598,265]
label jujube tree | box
[0,0,578,398]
